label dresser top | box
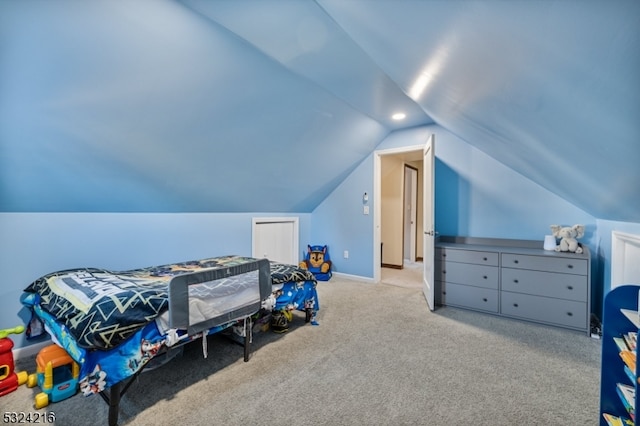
[436,236,590,259]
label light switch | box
[363,206,369,215]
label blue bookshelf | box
[600,285,639,426]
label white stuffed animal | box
[550,224,585,254]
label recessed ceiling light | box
[392,112,406,120]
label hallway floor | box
[380,260,423,289]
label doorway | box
[375,147,424,288]
[374,134,435,308]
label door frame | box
[611,231,640,289]
[373,144,426,283]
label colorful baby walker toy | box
[0,326,28,397]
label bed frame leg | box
[108,382,122,426]
[243,316,252,362]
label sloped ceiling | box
[1,0,638,221]
[315,0,640,223]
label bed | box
[21,255,318,426]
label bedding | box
[269,261,320,319]
[21,255,319,400]
[24,256,266,351]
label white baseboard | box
[331,272,375,283]
[13,340,51,360]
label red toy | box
[0,325,28,397]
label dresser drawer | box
[501,268,587,302]
[501,253,587,275]
[436,261,499,289]
[436,237,591,334]
[501,291,587,330]
[436,248,498,266]
[442,282,498,313]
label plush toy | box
[299,245,332,281]
[550,224,585,254]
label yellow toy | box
[27,344,79,409]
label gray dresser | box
[435,236,591,334]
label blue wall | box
[311,125,640,316]
[1,212,310,349]
[432,127,596,241]
[311,124,640,318]
[313,124,597,276]
[311,156,374,278]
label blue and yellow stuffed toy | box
[299,245,332,281]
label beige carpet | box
[4,276,602,425]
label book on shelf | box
[616,383,635,420]
[621,309,640,329]
[615,337,631,352]
[623,332,637,352]
[603,412,634,426]
[623,365,636,385]
[620,350,637,374]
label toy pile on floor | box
[1,325,81,409]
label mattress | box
[23,255,270,351]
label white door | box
[252,217,299,265]
[422,135,436,311]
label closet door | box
[252,217,299,265]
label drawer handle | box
[483,257,488,261]
[442,291,447,295]
[483,275,488,279]
[567,264,574,269]
[514,260,519,264]
[442,270,446,274]
[482,298,488,302]
[567,285,573,290]
[513,279,519,284]
[567,312,573,317]
[513,303,519,308]
[442,253,447,258]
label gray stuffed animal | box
[550,224,585,253]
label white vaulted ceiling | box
[1,0,638,221]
